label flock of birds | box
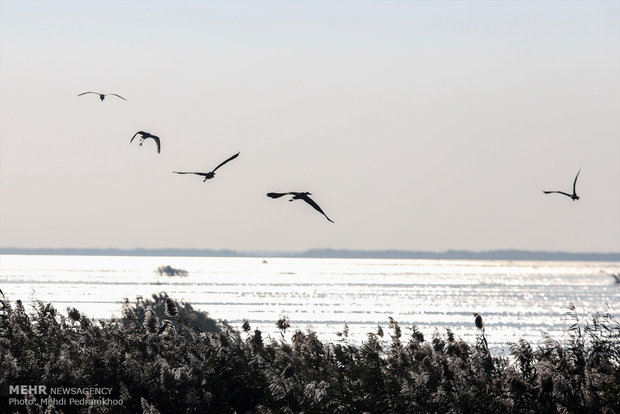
[79,90,586,226]
[78,90,598,332]
[78,91,336,223]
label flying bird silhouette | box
[77,91,127,101]
[267,192,334,223]
[131,131,161,153]
[173,152,240,182]
[543,168,581,201]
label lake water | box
[1,255,618,353]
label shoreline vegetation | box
[1,293,619,413]
[1,248,620,261]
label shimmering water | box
[1,255,618,353]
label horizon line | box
[1,247,619,262]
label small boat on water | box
[155,265,189,277]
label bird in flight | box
[267,192,334,223]
[131,131,161,153]
[77,91,127,101]
[173,152,240,182]
[543,168,581,201]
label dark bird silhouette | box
[543,168,581,201]
[173,152,240,182]
[77,91,127,101]
[131,131,161,153]
[473,313,484,330]
[612,274,620,284]
[267,192,334,223]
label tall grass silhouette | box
[0,293,618,413]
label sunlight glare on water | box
[1,255,618,353]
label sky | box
[0,0,619,253]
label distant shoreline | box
[1,247,619,262]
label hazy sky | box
[0,1,619,253]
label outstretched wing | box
[572,168,581,195]
[543,190,572,198]
[146,135,161,153]
[130,131,141,143]
[109,93,127,101]
[212,152,240,173]
[77,91,100,97]
[300,194,334,223]
[173,171,208,176]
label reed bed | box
[0,292,618,413]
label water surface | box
[1,255,618,353]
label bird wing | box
[173,171,208,176]
[130,131,141,143]
[543,191,573,198]
[300,194,334,223]
[211,152,240,173]
[147,135,161,153]
[572,168,581,195]
[267,192,290,199]
[109,94,127,101]
[77,92,99,96]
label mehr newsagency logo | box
[6,384,123,408]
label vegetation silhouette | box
[474,312,484,330]
[1,293,619,413]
